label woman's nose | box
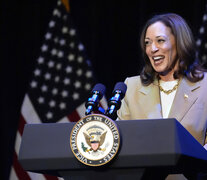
[151,43,158,53]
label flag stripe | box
[18,114,27,136]
[44,174,59,180]
[9,167,19,180]
[27,172,47,180]
[67,109,81,122]
[21,94,41,124]
[14,131,21,156]
[58,116,70,123]
[13,152,32,180]
[76,103,86,118]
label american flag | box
[196,1,207,67]
[9,0,107,179]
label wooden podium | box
[18,119,207,179]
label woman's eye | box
[158,39,165,43]
[145,41,150,45]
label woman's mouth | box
[152,55,164,65]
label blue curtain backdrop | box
[1,0,206,179]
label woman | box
[117,13,207,179]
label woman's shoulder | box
[124,75,141,82]
[124,75,143,87]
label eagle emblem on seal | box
[82,125,107,152]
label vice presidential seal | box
[70,114,120,166]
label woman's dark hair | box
[140,13,204,85]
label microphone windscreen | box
[92,83,106,97]
[113,82,127,94]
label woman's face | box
[145,21,178,77]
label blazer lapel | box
[168,77,200,122]
[138,79,162,119]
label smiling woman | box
[117,13,207,180]
[140,13,203,85]
[144,21,177,81]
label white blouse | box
[159,80,179,118]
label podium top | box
[19,118,207,176]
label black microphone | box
[85,83,106,115]
[105,82,127,120]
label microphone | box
[105,82,127,120]
[85,83,106,115]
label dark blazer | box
[117,74,207,146]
